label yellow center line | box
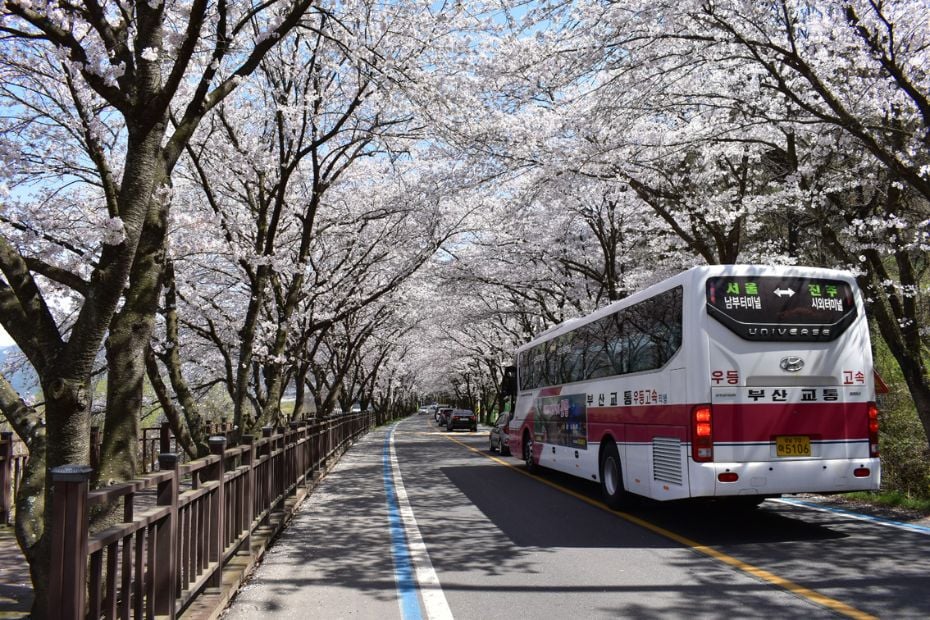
[438,432,877,620]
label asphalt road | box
[223,415,930,619]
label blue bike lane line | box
[383,421,453,620]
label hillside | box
[0,345,39,398]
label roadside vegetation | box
[844,491,930,514]
[863,333,930,504]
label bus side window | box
[562,332,585,384]
[604,313,626,376]
[625,287,683,372]
[627,331,656,372]
[585,317,619,379]
[586,344,612,379]
[652,287,683,364]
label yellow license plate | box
[776,436,811,457]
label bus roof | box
[515,264,859,354]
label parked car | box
[446,408,477,432]
[489,411,512,455]
[436,406,453,425]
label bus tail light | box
[692,405,713,463]
[867,402,879,458]
[718,472,738,482]
[854,468,871,478]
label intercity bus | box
[505,265,881,508]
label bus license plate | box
[776,436,811,457]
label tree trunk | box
[98,197,168,488]
[233,273,269,436]
[866,282,930,446]
[24,376,92,618]
[895,358,930,447]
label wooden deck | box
[0,526,31,619]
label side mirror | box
[501,365,517,399]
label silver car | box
[489,411,512,455]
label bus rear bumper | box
[689,458,881,497]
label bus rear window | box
[706,276,857,341]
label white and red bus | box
[505,265,880,508]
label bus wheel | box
[523,433,537,473]
[600,442,629,509]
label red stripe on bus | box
[712,402,869,442]
[584,402,869,444]
[588,405,690,427]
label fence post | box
[160,422,171,454]
[312,421,322,473]
[154,453,179,618]
[261,427,273,509]
[289,422,301,487]
[207,436,226,589]
[326,418,334,464]
[0,432,12,525]
[48,464,93,620]
[242,435,255,547]
[274,426,285,499]
[89,427,100,471]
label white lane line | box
[772,498,930,535]
[389,424,454,620]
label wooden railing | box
[0,431,28,525]
[47,412,379,619]
[89,422,237,474]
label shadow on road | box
[227,424,930,619]
[437,454,845,549]
[427,435,930,619]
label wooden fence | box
[46,411,379,619]
[0,431,28,526]
[91,422,237,475]
[1,420,233,526]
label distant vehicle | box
[446,409,477,432]
[418,407,429,415]
[436,406,453,425]
[489,411,512,455]
[350,403,362,414]
[508,264,880,510]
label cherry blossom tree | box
[0,0,322,610]
[437,0,930,447]
[145,0,492,443]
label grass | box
[843,490,930,514]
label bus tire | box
[523,432,537,474]
[600,442,630,510]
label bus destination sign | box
[706,276,857,341]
